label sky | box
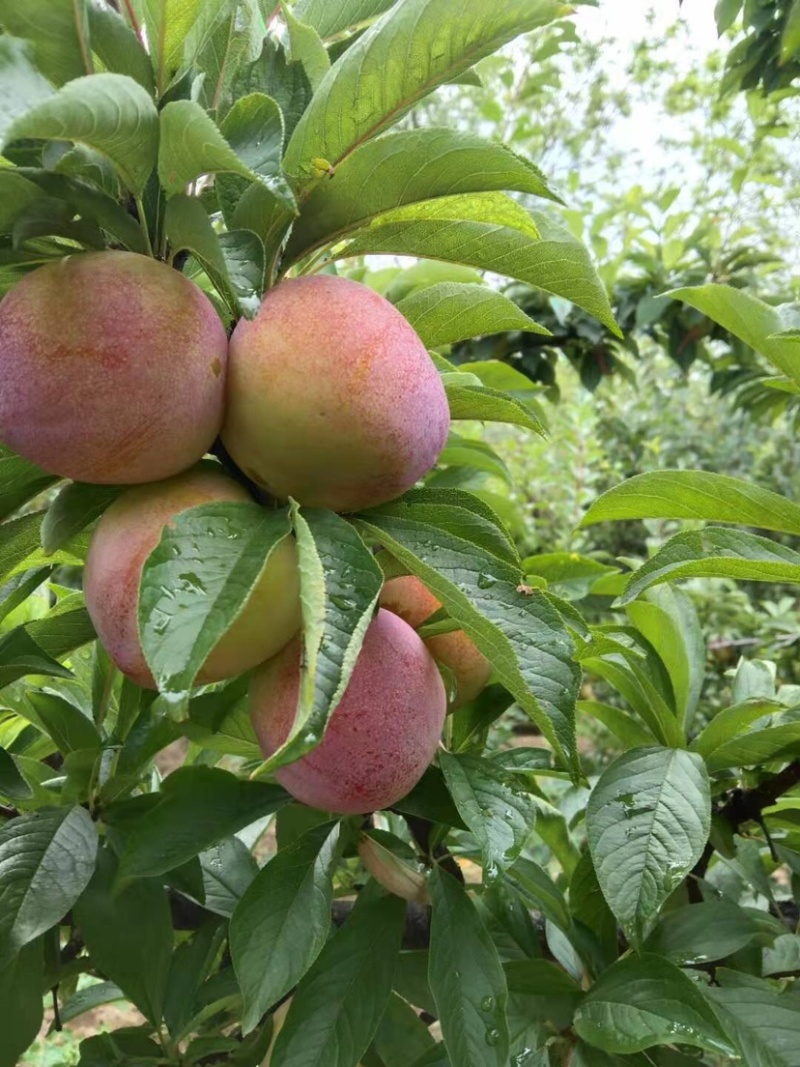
[576,1,719,48]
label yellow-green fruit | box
[221,275,450,513]
[0,251,227,483]
[84,467,301,689]
[380,575,491,708]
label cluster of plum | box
[0,251,491,814]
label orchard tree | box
[0,3,798,1067]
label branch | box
[689,759,800,899]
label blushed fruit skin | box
[221,275,450,513]
[0,251,227,483]
[84,467,301,689]
[380,575,492,709]
[250,609,447,814]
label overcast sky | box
[577,1,718,48]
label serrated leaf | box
[139,501,293,694]
[191,836,259,918]
[446,380,547,435]
[27,692,101,754]
[5,73,158,197]
[0,0,91,86]
[439,751,535,879]
[645,901,760,965]
[74,846,172,1025]
[583,470,800,535]
[283,0,570,178]
[41,483,121,555]
[690,698,782,760]
[111,766,290,878]
[670,283,800,386]
[626,587,704,731]
[0,512,45,585]
[23,601,95,660]
[578,700,657,749]
[620,528,800,603]
[703,722,800,772]
[0,746,32,801]
[0,805,97,965]
[230,36,312,139]
[163,192,242,315]
[0,446,56,522]
[160,98,295,211]
[506,856,570,931]
[255,506,382,774]
[339,201,618,333]
[0,938,43,1067]
[293,0,396,39]
[0,626,75,690]
[282,3,330,89]
[133,0,235,93]
[270,885,406,1067]
[428,865,509,1067]
[437,434,512,485]
[86,2,155,92]
[705,969,800,1066]
[587,747,710,943]
[398,282,548,349]
[285,130,561,263]
[218,229,266,315]
[574,953,733,1056]
[356,512,580,772]
[231,822,340,1034]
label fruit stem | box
[134,196,155,258]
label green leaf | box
[111,767,289,878]
[26,692,101,754]
[578,700,657,749]
[41,483,121,556]
[0,805,97,965]
[5,73,159,197]
[626,587,704,731]
[0,445,56,522]
[582,470,800,535]
[763,934,800,978]
[620,528,800,603]
[285,130,561,263]
[645,901,760,964]
[428,865,509,1067]
[439,751,535,879]
[293,0,396,39]
[574,953,733,1056]
[339,202,618,334]
[231,822,340,1034]
[133,0,235,93]
[586,746,711,942]
[705,969,800,1067]
[356,512,580,772]
[86,2,155,93]
[164,918,226,1040]
[0,624,75,689]
[446,381,546,436]
[219,92,293,206]
[0,938,43,1067]
[0,746,32,800]
[283,0,570,178]
[163,192,242,315]
[0,512,46,585]
[218,229,266,316]
[74,846,172,1026]
[0,0,91,86]
[139,501,293,695]
[670,284,800,387]
[506,856,570,931]
[282,3,331,89]
[702,722,800,773]
[715,0,742,34]
[159,99,295,209]
[255,506,382,774]
[18,169,147,252]
[437,434,512,485]
[58,980,124,1027]
[229,36,312,140]
[398,282,549,349]
[372,991,437,1067]
[195,836,258,917]
[270,885,406,1067]
[0,37,54,144]
[503,958,583,1028]
[691,698,783,760]
[23,601,95,660]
